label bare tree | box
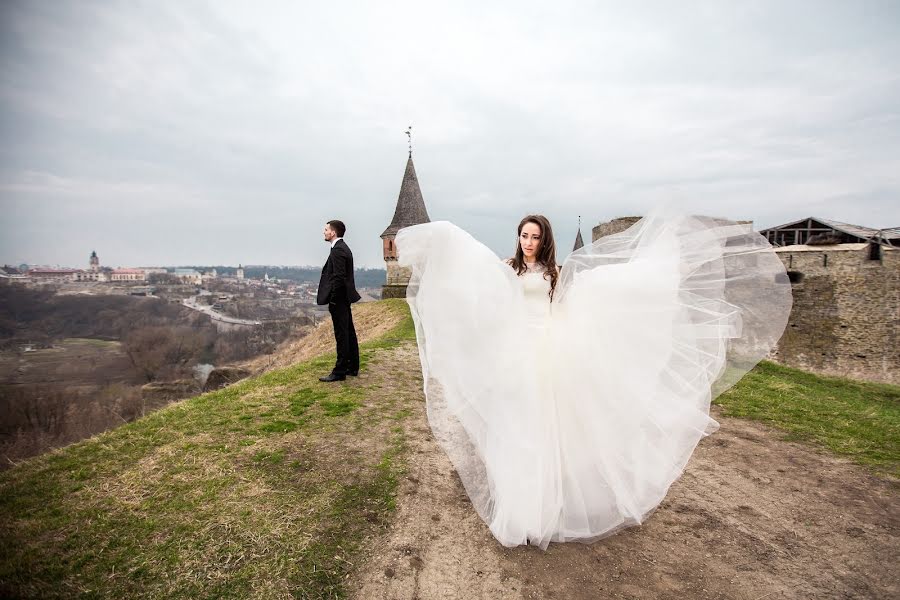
[123,327,174,382]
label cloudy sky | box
[1,0,898,269]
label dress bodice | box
[519,263,552,324]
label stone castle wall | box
[381,261,412,299]
[772,245,898,384]
[591,217,642,241]
[385,261,412,286]
[381,284,408,299]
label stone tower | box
[89,250,99,272]
[592,216,643,242]
[236,264,244,280]
[381,153,430,299]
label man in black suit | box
[317,220,362,382]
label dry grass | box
[0,299,419,599]
[243,301,408,374]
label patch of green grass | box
[321,398,358,417]
[319,386,365,418]
[715,360,900,477]
[289,387,327,416]
[0,300,419,599]
[258,420,299,434]
[253,449,286,465]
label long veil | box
[545,204,793,543]
[554,203,793,401]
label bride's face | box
[520,222,542,260]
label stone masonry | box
[772,243,898,384]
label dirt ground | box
[0,337,134,386]
[351,340,899,600]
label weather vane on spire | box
[405,125,412,157]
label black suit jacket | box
[317,239,362,305]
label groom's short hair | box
[327,220,346,237]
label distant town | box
[0,250,386,310]
[0,248,389,466]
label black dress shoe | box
[348,370,359,377]
[318,373,346,382]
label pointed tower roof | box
[573,217,584,251]
[573,228,584,251]
[381,155,430,238]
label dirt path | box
[351,340,899,600]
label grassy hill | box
[0,299,419,599]
[1,298,896,598]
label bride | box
[394,204,792,550]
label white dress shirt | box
[331,237,343,248]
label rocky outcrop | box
[203,366,251,391]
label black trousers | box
[329,300,359,375]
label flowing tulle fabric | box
[395,204,792,550]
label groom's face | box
[323,224,336,242]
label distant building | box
[758,217,900,248]
[0,265,26,281]
[381,152,431,299]
[73,270,107,282]
[110,268,147,282]
[236,264,244,280]
[173,268,202,285]
[27,268,80,281]
[73,250,108,281]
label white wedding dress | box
[394,204,792,550]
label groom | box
[317,220,362,382]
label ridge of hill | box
[241,301,408,375]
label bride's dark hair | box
[507,214,559,300]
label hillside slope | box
[0,299,419,599]
[1,299,897,599]
[241,301,409,374]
